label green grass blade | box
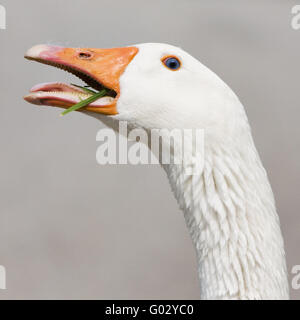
[70,83,97,94]
[60,89,107,116]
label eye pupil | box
[163,57,181,70]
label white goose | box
[24,43,289,299]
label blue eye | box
[162,56,181,70]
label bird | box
[24,43,289,300]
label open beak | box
[24,44,138,115]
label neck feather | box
[163,135,289,299]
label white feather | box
[93,43,289,299]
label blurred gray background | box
[0,0,299,299]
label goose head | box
[24,43,246,144]
[24,43,289,300]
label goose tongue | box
[29,82,89,94]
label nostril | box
[78,51,93,59]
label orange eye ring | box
[161,55,181,71]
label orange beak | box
[24,44,138,115]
